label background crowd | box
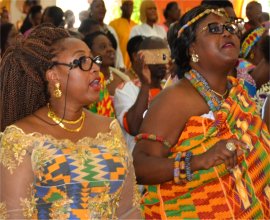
[0,0,269,219]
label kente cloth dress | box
[0,120,141,219]
[142,77,270,219]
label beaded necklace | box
[105,70,114,86]
[185,69,230,112]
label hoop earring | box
[191,53,199,63]
[54,83,62,98]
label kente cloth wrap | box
[141,77,270,219]
[88,72,115,118]
[0,120,141,219]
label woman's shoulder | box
[0,124,35,174]
[85,112,123,139]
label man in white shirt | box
[130,0,167,40]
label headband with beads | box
[240,27,266,58]
[177,8,226,38]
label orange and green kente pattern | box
[142,77,270,219]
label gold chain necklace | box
[47,104,85,132]
[211,89,228,100]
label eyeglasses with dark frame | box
[201,22,239,36]
[229,17,244,32]
[50,55,102,71]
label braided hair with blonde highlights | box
[0,23,70,131]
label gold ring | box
[226,142,236,152]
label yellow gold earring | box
[249,51,254,60]
[54,83,62,98]
[191,53,199,63]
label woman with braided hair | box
[0,24,141,219]
[133,5,270,219]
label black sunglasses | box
[201,22,239,35]
[50,55,102,71]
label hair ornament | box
[240,27,266,58]
[177,8,226,38]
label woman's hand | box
[196,139,248,171]
[134,51,151,85]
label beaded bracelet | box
[179,152,187,180]
[185,151,193,181]
[174,153,181,184]
[135,133,172,149]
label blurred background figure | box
[79,10,90,23]
[259,12,270,29]
[64,9,76,31]
[244,1,262,32]
[0,23,18,57]
[0,7,10,24]
[201,0,237,18]
[130,0,167,39]
[162,1,181,32]
[110,0,137,69]
[84,31,131,97]
[23,5,42,37]
[240,27,266,66]
[78,18,100,36]
[114,36,169,153]
[90,0,125,69]
[41,6,64,27]
[19,0,39,34]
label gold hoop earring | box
[191,53,199,63]
[54,83,62,98]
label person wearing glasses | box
[0,24,141,219]
[132,5,270,219]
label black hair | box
[78,18,99,36]
[42,6,64,27]
[201,0,233,8]
[20,1,40,33]
[127,36,145,62]
[260,12,270,22]
[140,36,168,50]
[29,5,42,20]
[163,1,178,20]
[173,5,215,78]
[24,0,39,5]
[246,1,262,8]
[106,31,117,50]
[0,23,13,56]
[167,21,179,57]
[83,31,115,50]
